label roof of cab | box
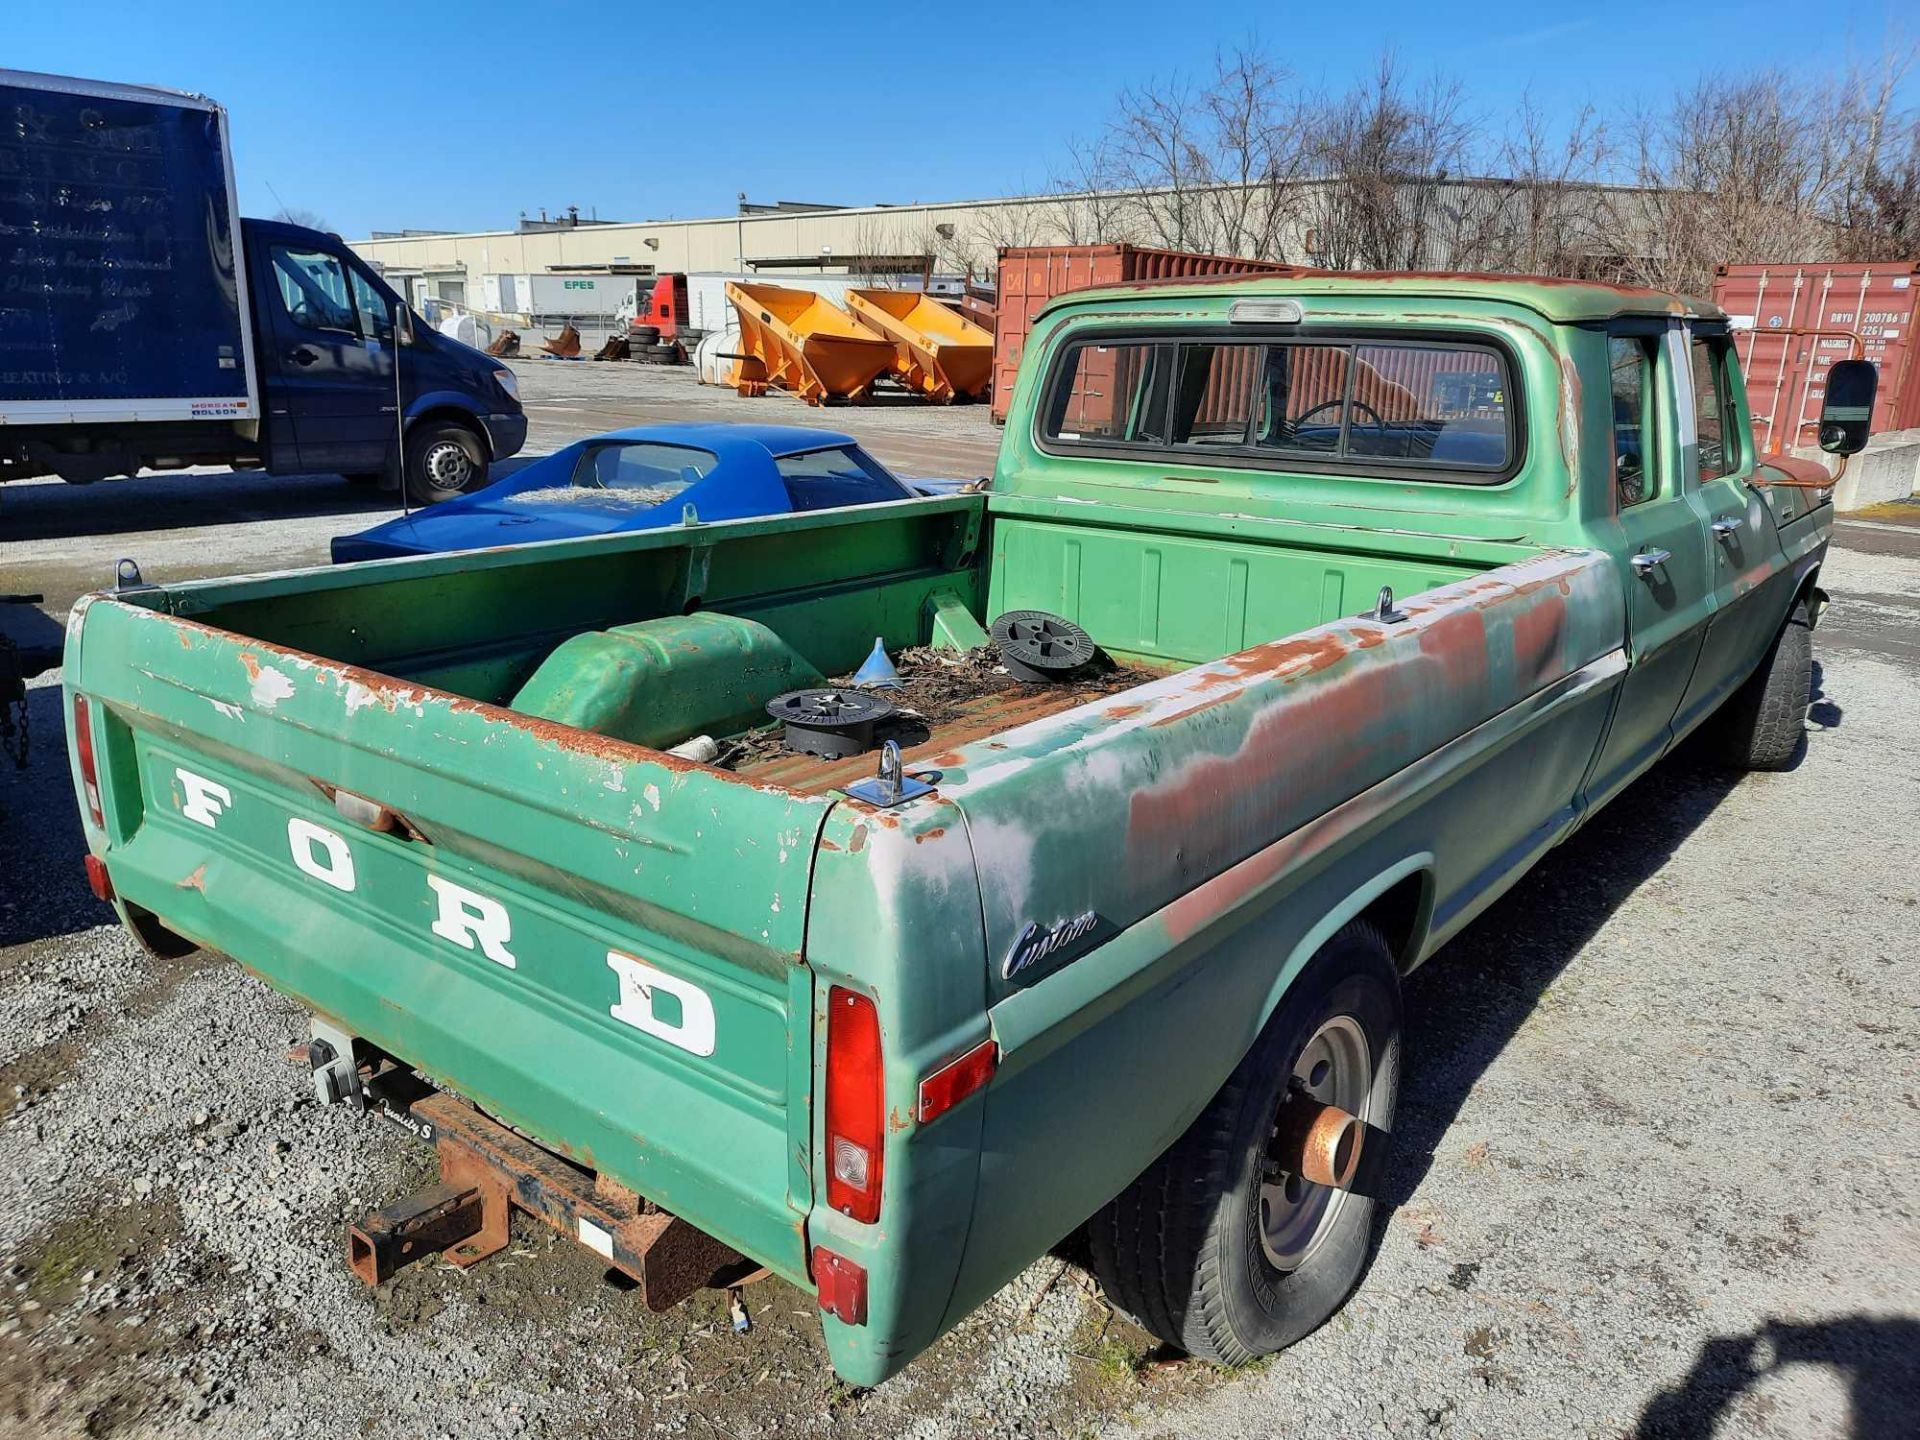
[1040,270,1723,325]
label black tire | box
[646,342,679,358]
[405,421,487,505]
[1715,603,1812,771]
[1088,920,1401,1365]
[630,325,660,344]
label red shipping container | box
[992,244,1299,422]
[1711,261,1920,453]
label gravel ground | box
[1,459,1914,1437]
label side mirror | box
[1817,358,1876,456]
[393,301,415,347]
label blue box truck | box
[0,70,524,505]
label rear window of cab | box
[1038,334,1518,482]
[568,442,719,504]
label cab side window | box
[1609,336,1656,509]
[271,247,357,336]
[1690,336,1737,480]
[348,268,393,344]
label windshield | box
[538,441,722,507]
[773,445,912,511]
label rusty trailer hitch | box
[348,1181,490,1281]
[347,1090,747,1311]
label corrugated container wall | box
[1710,261,1920,451]
[992,245,1298,422]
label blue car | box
[331,422,960,561]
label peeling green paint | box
[64,274,1828,1387]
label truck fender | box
[404,392,492,446]
[1252,853,1435,1038]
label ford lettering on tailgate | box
[158,754,753,1077]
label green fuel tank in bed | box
[509,611,822,748]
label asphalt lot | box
[0,372,1915,1439]
[0,359,1002,623]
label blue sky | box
[6,1,1910,238]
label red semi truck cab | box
[630,274,691,340]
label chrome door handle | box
[1711,517,1741,538]
[1630,549,1671,576]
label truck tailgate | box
[69,596,826,1283]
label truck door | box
[259,242,397,475]
[1585,326,1715,809]
[1675,327,1793,729]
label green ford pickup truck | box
[63,274,1873,1385]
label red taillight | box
[824,986,884,1223]
[73,694,105,828]
[84,853,114,903]
[916,1037,998,1126]
[813,1246,868,1326]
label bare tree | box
[840,211,924,278]
[1043,135,1137,245]
[1602,70,1844,293]
[1103,69,1214,251]
[957,198,1052,278]
[1088,45,1317,261]
[1297,55,1478,270]
[1844,117,1920,259]
[1053,36,1916,287]
[1832,46,1920,260]
[1477,94,1613,274]
[275,204,331,231]
[1191,47,1312,260]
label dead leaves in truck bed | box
[716,646,1158,771]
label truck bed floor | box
[732,655,1166,794]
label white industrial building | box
[350,178,1659,314]
[351,192,1061,310]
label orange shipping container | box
[992,244,1300,422]
[1710,261,1920,452]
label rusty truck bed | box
[731,656,1173,795]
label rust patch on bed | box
[1149,632,1352,726]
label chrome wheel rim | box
[424,440,471,489]
[1260,1016,1372,1272]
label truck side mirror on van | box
[1817,359,1876,455]
[393,301,416,347]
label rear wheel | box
[1088,921,1401,1364]
[1715,602,1812,771]
[405,421,487,505]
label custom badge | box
[1001,911,1103,982]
